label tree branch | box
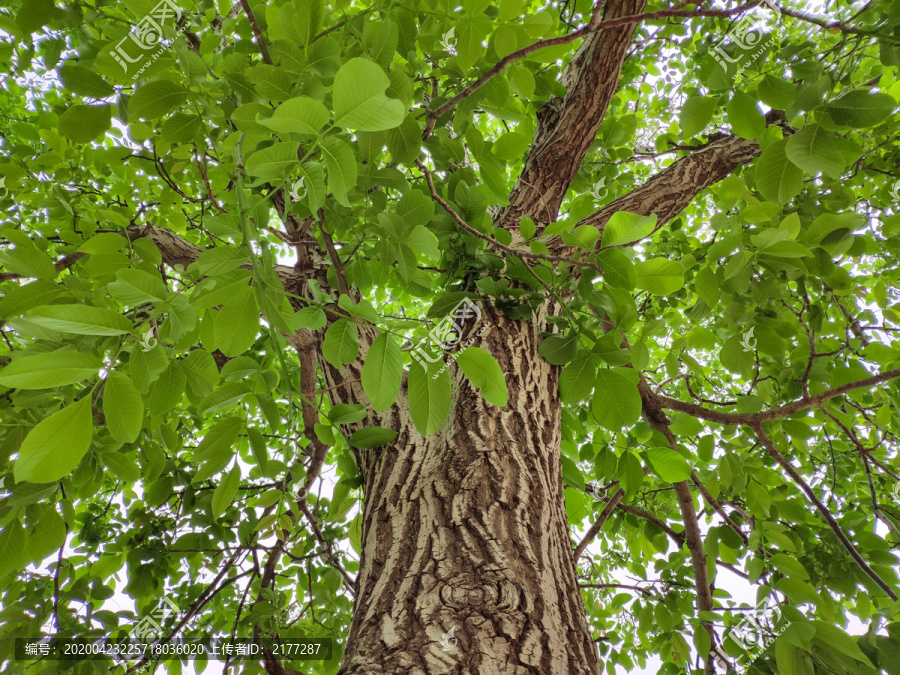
[561,126,777,240]
[575,487,625,560]
[751,423,899,601]
[495,0,650,231]
[425,1,768,141]
[239,0,272,65]
[639,377,716,675]
[657,368,900,426]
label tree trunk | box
[339,304,599,674]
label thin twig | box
[239,0,272,65]
[575,488,625,559]
[416,160,605,274]
[752,423,899,601]
[658,368,900,426]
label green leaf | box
[426,292,481,319]
[0,351,102,389]
[16,0,53,33]
[333,58,406,131]
[694,267,719,308]
[727,91,766,139]
[408,361,452,436]
[282,0,323,47]
[194,418,242,465]
[810,622,875,665]
[258,96,331,135]
[161,113,202,144]
[680,95,719,137]
[600,212,658,248]
[824,90,897,128]
[102,451,141,483]
[646,448,691,482]
[211,465,241,519]
[327,403,368,425]
[539,333,578,366]
[0,281,63,319]
[456,347,508,407]
[0,245,56,281]
[198,382,252,414]
[293,306,327,330]
[596,249,636,290]
[785,124,852,179]
[395,190,435,227]
[387,114,422,163]
[181,349,220,397]
[103,373,144,444]
[107,268,168,305]
[770,553,810,580]
[755,138,803,204]
[14,396,93,484]
[0,522,27,579]
[128,81,189,120]
[559,352,597,403]
[561,225,601,251]
[591,369,641,431]
[618,451,644,497]
[58,64,115,98]
[323,319,360,367]
[215,290,259,357]
[129,344,168,393]
[58,104,112,143]
[775,638,816,675]
[245,141,300,180]
[348,426,398,448]
[294,160,327,213]
[148,362,186,416]
[360,333,403,410]
[319,136,358,206]
[27,508,67,563]
[491,131,531,160]
[634,258,685,295]
[759,74,796,110]
[26,305,132,335]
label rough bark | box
[496,0,649,233]
[338,304,600,674]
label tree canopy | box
[1,0,900,674]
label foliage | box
[1,0,900,674]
